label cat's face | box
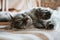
[10,14,29,29]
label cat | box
[10,7,54,30]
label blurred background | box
[0,0,60,12]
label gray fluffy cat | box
[10,8,54,30]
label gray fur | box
[10,8,54,30]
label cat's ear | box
[9,14,14,20]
